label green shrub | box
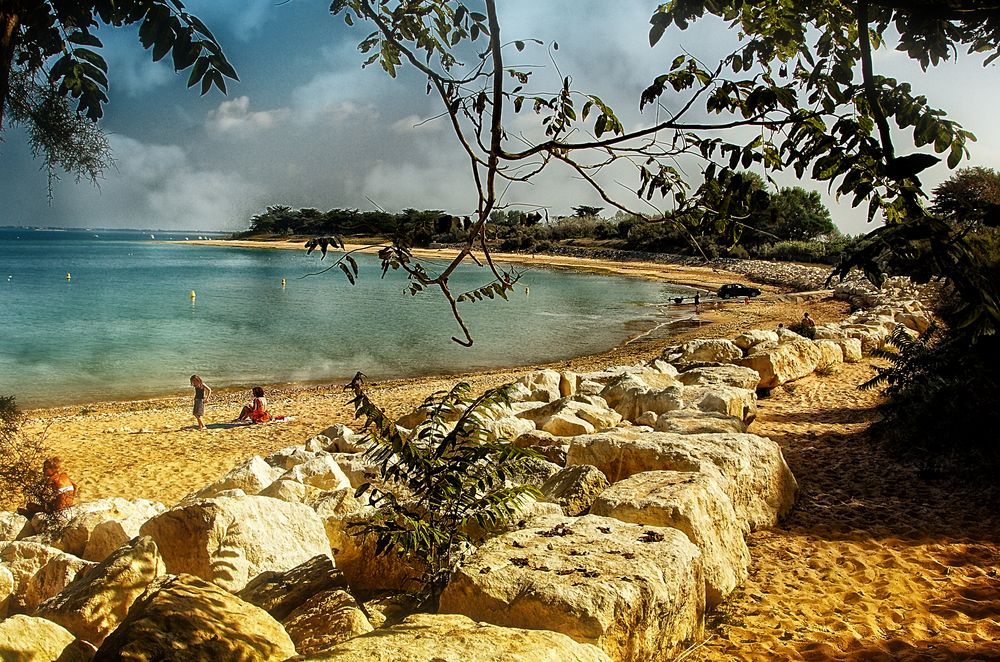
[0,396,51,511]
[786,319,816,339]
[861,325,1000,474]
[348,381,542,607]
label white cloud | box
[52,135,264,231]
[206,96,287,134]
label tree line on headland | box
[236,177,858,265]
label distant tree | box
[1,1,237,184]
[931,167,1000,229]
[572,205,603,218]
[770,187,835,242]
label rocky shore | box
[4,255,980,661]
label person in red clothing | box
[18,456,78,517]
[236,386,271,424]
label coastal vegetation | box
[348,379,542,607]
[0,396,49,511]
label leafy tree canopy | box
[1,0,237,182]
[931,166,1000,228]
[320,0,999,342]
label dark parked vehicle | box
[717,283,762,299]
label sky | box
[1,1,998,235]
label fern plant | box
[860,323,941,397]
[347,379,542,607]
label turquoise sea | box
[0,228,697,408]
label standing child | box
[190,374,212,430]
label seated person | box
[18,456,78,517]
[237,386,271,424]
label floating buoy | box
[190,290,196,300]
[281,278,286,288]
[65,272,71,281]
[524,286,530,296]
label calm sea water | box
[0,228,696,408]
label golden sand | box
[17,250,1000,660]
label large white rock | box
[237,554,345,621]
[600,374,684,422]
[0,541,94,613]
[566,429,797,531]
[653,410,747,435]
[0,564,13,618]
[591,470,750,607]
[35,535,166,647]
[281,453,352,492]
[139,495,332,592]
[439,514,704,661]
[0,512,29,542]
[539,465,610,516]
[735,337,823,388]
[516,397,622,437]
[282,588,373,655]
[23,498,166,563]
[185,455,284,501]
[682,385,757,424]
[320,424,369,454]
[258,477,325,504]
[298,613,613,661]
[513,369,563,402]
[264,445,318,470]
[0,614,92,662]
[732,329,779,351]
[676,365,761,389]
[835,336,863,362]
[662,339,744,364]
[814,339,845,367]
[93,573,296,661]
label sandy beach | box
[14,249,1000,660]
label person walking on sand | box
[190,374,211,430]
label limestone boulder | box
[258,478,325,505]
[653,410,747,435]
[516,397,622,437]
[330,453,382,491]
[282,588,373,655]
[814,339,845,367]
[298,613,612,661]
[682,385,757,424]
[513,369,563,402]
[600,374,684,422]
[34,535,165,647]
[735,337,823,388]
[677,365,761,390]
[591,471,750,607]
[186,455,284,501]
[566,429,797,531]
[439,514,704,661]
[139,495,331,592]
[662,339,744,364]
[281,453,352,492]
[319,424,368,454]
[0,564,13,618]
[835,337,863,362]
[0,541,94,613]
[313,489,373,565]
[0,512,29,541]
[93,573,296,661]
[264,445,317,471]
[24,498,166,562]
[732,329,779,351]
[329,512,423,593]
[237,554,345,621]
[540,465,611,516]
[484,415,537,440]
[0,614,93,662]
[509,457,563,489]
